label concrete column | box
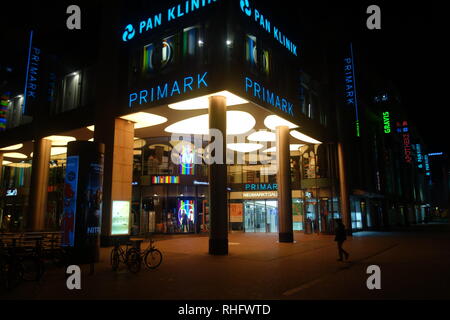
[28,138,52,231]
[337,142,352,235]
[276,126,293,243]
[95,118,134,246]
[208,96,228,255]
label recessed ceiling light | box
[247,130,276,142]
[44,135,76,146]
[165,111,255,135]
[168,91,248,110]
[5,162,32,168]
[3,152,28,159]
[87,125,95,131]
[264,115,298,130]
[120,112,167,129]
[227,143,264,153]
[0,144,24,151]
[51,147,67,156]
[290,130,322,144]
[133,139,146,149]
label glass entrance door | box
[244,200,278,233]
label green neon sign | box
[383,111,391,134]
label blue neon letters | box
[245,76,294,116]
[245,183,278,191]
[129,72,208,108]
[344,58,356,105]
[122,0,219,42]
[239,0,298,56]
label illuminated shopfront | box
[0,0,343,249]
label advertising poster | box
[83,158,104,243]
[62,155,79,247]
[111,200,130,235]
[178,199,195,233]
[230,203,243,223]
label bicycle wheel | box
[126,248,141,274]
[144,249,162,269]
[110,247,120,271]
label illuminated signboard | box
[343,43,360,137]
[6,189,18,197]
[128,72,208,108]
[424,154,431,176]
[383,111,391,134]
[121,0,220,42]
[416,144,423,169]
[23,30,40,115]
[178,199,195,232]
[239,0,298,56]
[244,183,278,191]
[180,143,195,175]
[245,76,294,116]
[428,152,443,157]
[396,121,411,164]
[111,200,130,235]
[0,92,10,131]
[243,191,277,198]
[62,156,79,247]
[152,176,180,184]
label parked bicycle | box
[134,239,163,270]
[0,243,43,290]
[110,240,142,273]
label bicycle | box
[136,239,163,270]
[110,241,141,273]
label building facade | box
[0,0,432,253]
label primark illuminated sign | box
[122,0,220,42]
[129,72,208,108]
[245,76,294,116]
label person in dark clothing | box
[334,219,349,261]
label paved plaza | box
[2,223,450,300]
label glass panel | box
[254,200,266,232]
[266,200,278,233]
[244,201,255,232]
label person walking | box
[334,219,349,261]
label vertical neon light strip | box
[23,30,34,115]
[350,43,360,137]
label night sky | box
[1,1,439,152]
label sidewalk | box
[2,229,414,300]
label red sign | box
[396,121,411,164]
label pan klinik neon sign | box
[122,0,220,42]
[239,0,298,56]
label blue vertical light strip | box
[22,30,34,115]
[350,42,360,137]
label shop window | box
[143,35,177,73]
[61,71,81,111]
[182,26,200,57]
[261,49,270,76]
[5,95,28,129]
[245,34,271,76]
[245,34,258,69]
